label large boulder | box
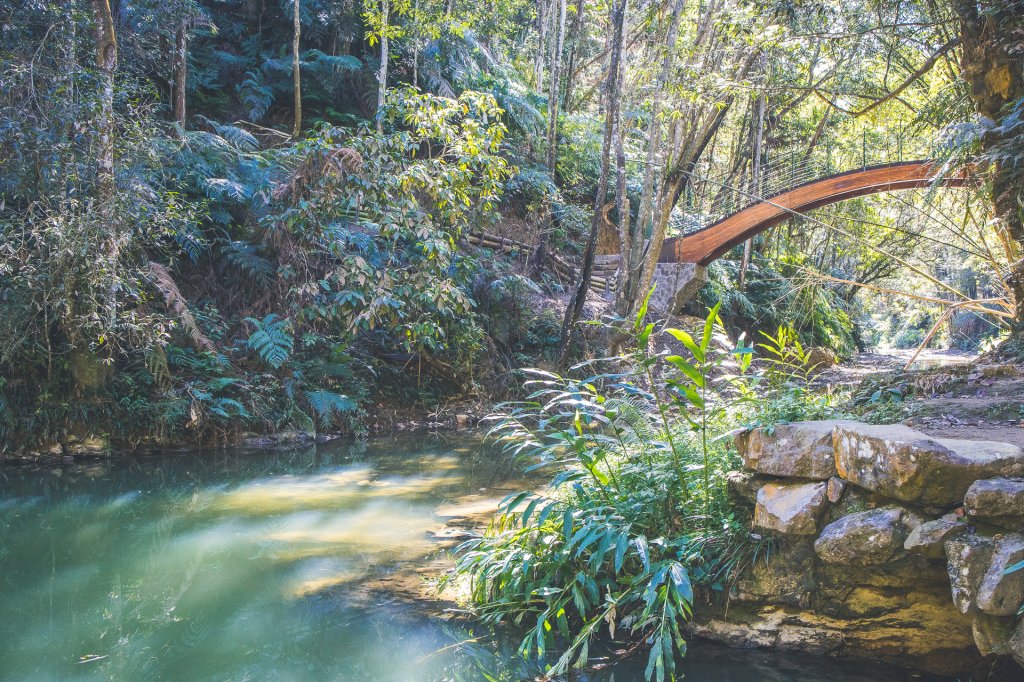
[753,481,829,535]
[972,612,1018,656]
[976,533,1024,616]
[964,478,1024,530]
[732,540,817,607]
[945,535,995,614]
[833,423,1024,505]
[814,506,919,565]
[736,420,855,480]
[904,514,968,559]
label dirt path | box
[820,350,1024,448]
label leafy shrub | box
[444,302,775,680]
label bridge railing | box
[669,126,937,236]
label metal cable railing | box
[669,126,935,237]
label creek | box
[0,434,952,681]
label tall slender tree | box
[377,0,390,134]
[292,0,302,138]
[92,0,117,201]
[557,0,627,366]
[545,0,567,171]
[534,0,548,89]
[173,19,188,127]
[614,0,683,317]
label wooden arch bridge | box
[639,160,969,311]
[660,160,967,265]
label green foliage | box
[304,390,357,428]
[0,7,526,450]
[245,314,295,369]
[444,304,772,680]
[697,259,856,359]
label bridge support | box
[649,262,706,314]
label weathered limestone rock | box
[904,514,968,559]
[689,593,978,677]
[825,476,846,503]
[833,423,1024,505]
[964,478,1024,530]
[725,470,772,506]
[753,481,828,535]
[977,533,1024,616]
[733,539,816,606]
[736,420,855,480]
[1010,618,1024,668]
[945,535,996,614]
[814,506,916,565]
[973,612,1017,656]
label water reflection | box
[0,434,950,681]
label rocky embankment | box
[707,420,1024,678]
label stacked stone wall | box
[702,420,1024,678]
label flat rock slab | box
[833,423,1024,505]
[815,506,917,565]
[964,478,1024,530]
[753,481,828,535]
[736,420,857,480]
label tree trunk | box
[92,0,119,328]
[957,0,1024,335]
[561,0,585,111]
[532,0,566,274]
[173,19,188,128]
[614,0,684,318]
[739,88,765,290]
[376,0,390,134]
[633,48,759,306]
[545,0,566,171]
[92,0,117,201]
[412,0,419,88]
[534,0,548,90]
[557,0,627,367]
[292,0,302,139]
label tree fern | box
[238,70,274,121]
[174,222,208,262]
[244,314,293,368]
[304,390,356,429]
[202,177,251,202]
[302,49,361,73]
[223,241,275,285]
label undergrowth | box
[443,299,838,680]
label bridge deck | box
[660,161,968,266]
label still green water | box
[0,434,949,681]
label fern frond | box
[244,314,293,368]
[302,49,362,72]
[203,177,251,202]
[304,390,356,429]
[223,241,275,285]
